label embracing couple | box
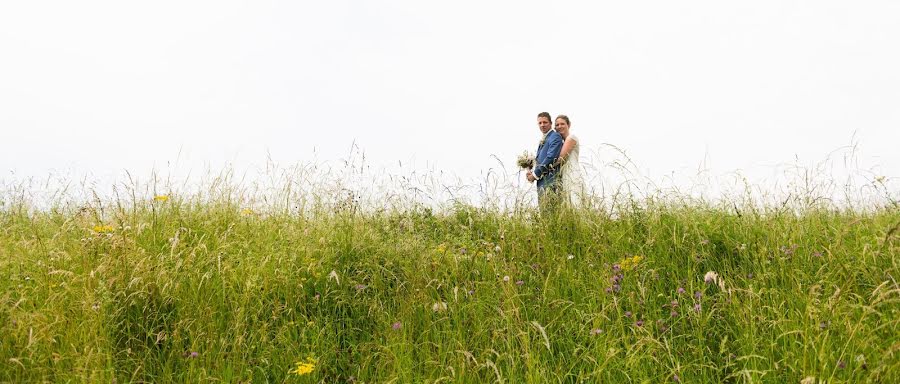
[525,111,586,209]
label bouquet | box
[516,151,535,170]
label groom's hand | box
[526,171,536,182]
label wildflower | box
[436,244,447,253]
[635,320,644,327]
[241,208,253,215]
[494,245,502,253]
[153,195,169,202]
[605,287,613,294]
[93,225,115,233]
[590,328,603,335]
[671,310,678,317]
[677,287,686,295]
[693,303,701,312]
[567,254,575,260]
[467,289,475,296]
[694,291,702,299]
[354,284,366,291]
[190,351,199,358]
[459,247,467,255]
[612,284,621,292]
[291,357,317,376]
[502,275,510,282]
[515,280,524,286]
[670,300,679,308]
[812,251,823,258]
[392,321,402,331]
[612,264,621,272]
[837,360,846,369]
[624,311,632,318]
[673,374,680,382]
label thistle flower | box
[392,321,402,330]
[677,287,686,295]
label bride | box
[553,115,588,207]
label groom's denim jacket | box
[534,129,563,191]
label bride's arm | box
[559,136,577,163]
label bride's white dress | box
[560,135,588,207]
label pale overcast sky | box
[1,1,898,203]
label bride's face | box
[555,118,569,137]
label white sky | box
[1,1,898,204]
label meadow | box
[1,163,898,383]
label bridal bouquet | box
[516,151,534,170]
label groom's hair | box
[537,112,551,121]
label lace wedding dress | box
[560,135,588,207]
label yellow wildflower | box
[93,225,115,233]
[291,357,317,376]
[618,255,644,271]
[153,195,170,202]
[241,208,254,215]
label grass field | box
[1,171,898,383]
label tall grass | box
[1,157,898,383]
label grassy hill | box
[1,190,898,383]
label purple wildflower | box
[693,303,701,312]
[392,321,402,331]
[813,251,823,258]
[673,374,680,382]
[671,300,679,308]
[605,287,613,294]
[671,310,678,317]
[515,280,524,286]
[677,287,686,295]
[635,320,644,327]
[612,284,621,292]
[612,264,621,272]
[624,311,632,318]
[694,291,702,299]
[354,284,367,290]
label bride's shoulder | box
[568,134,580,142]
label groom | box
[526,112,563,207]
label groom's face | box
[538,116,552,134]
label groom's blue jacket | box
[534,129,563,191]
